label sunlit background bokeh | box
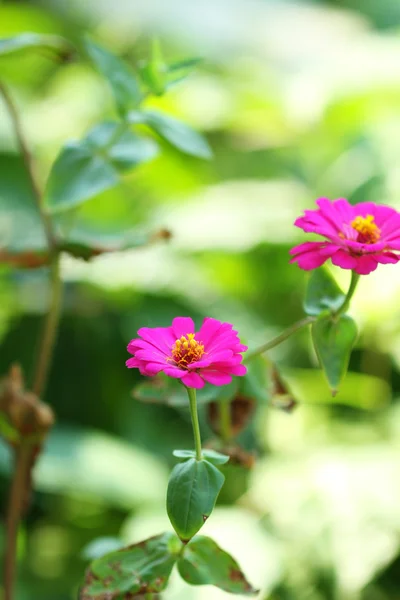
[2,0,400,598]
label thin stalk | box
[3,445,33,600]
[245,316,316,361]
[32,255,62,397]
[186,387,202,461]
[0,81,63,600]
[336,271,360,316]
[0,82,55,250]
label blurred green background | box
[2,0,400,598]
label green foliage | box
[173,449,230,465]
[85,38,142,117]
[45,121,158,212]
[311,314,358,395]
[304,268,345,316]
[0,32,70,58]
[167,458,225,541]
[80,532,181,599]
[129,109,212,158]
[178,535,258,595]
[81,537,124,561]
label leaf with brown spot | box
[80,532,182,599]
[178,535,258,595]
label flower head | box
[290,198,400,275]
[126,317,248,389]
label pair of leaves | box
[85,39,211,158]
[305,268,358,395]
[44,121,158,212]
[138,39,202,96]
[167,457,225,542]
[81,532,257,598]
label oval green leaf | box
[311,314,358,395]
[178,535,258,595]
[129,109,212,159]
[173,449,230,465]
[80,532,181,599]
[45,122,158,212]
[304,267,345,316]
[85,38,142,116]
[81,537,124,561]
[167,458,225,542]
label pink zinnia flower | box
[290,198,400,275]
[126,317,248,389]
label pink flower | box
[126,317,248,389]
[290,198,400,275]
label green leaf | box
[0,33,71,58]
[85,38,142,116]
[166,57,202,87]
[45,121,158,212]
[304,267,345,316]
[311,314,358,395]
[129,110,212,159]
[81,537,124,561]
[173,449,230,465]
[80,532,181,599]
[167,458,225,542]
[138,39,166,96]
[178,535,258,595]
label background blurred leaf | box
[81,537,124,561]
[0,154,48,268]
[0,32,70,57]
[178,535,258,595]
[85,38,142,117]
[304,268,345,316]
[129,110,212,159]
[311,315,358,395]
[167,458,225,541]
[45,122,158,212]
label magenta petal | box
[126,357,142,368]
[354,255,378,275]
[375,252,399,264]
[172,317,195,339]
[162,367,185,379]
[290,242,331,270]
[143,363,165,375]
[197,317,224,346]
[229,364,247,376]
[182,371,205,389]
[331,249,358,270]
[201,371,232,386]
[137,326,175,352]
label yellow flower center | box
[171,333,205,367]
[351,214,381,244]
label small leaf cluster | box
[0,34,212,268]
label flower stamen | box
[351,214,381,244]
[171,333,204,368]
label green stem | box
[245,316,316,361]
[336,271,360,316]
[32,254,62,397]
[219,401,232,443]
[186,387,202,461]
[3,445,33,600]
